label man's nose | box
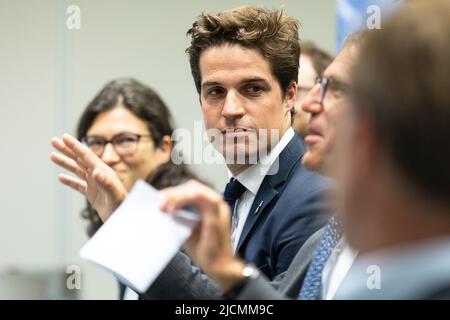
[221,91,245,120]
[301,84,323,115]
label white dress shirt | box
[230,128,295,251]
[321,237,358,300]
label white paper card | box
[80,179,198,293]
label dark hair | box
[350,0,450,206]
[300,41,333,77]
[186,6,300,121]
[77,78,173,147]
[76,78,202,236]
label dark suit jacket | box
[143,227,325,299]
[142,133,333,299]
[236,227,325,299]
[235,133,331,279]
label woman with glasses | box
[53,77,202,299]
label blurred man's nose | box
[301,84,323,115]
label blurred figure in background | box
[75,78,170,236]
[293,42,333,138]
[334,0,450,299]
[52,78,201,299]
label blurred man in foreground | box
[334,0,450,299]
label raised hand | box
[50,133,127,221]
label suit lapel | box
[236,180,278,252]
[236,134,306,252]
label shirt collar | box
[229,127,295,195]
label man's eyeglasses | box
[315,76,351,103]
[82,133,151,157]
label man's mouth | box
[307,128,322,137]
[304,126,323,145]
[222,127,250,133]
[221,128,255,137]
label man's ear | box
[284,81,298,113]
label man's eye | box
[207,88,225,97]
[328,78,348,92]
[329,82,341,92]
[245,85,264,95]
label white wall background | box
[0,0,335,299]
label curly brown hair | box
[186,6,301,106]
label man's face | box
[198,44,296,170]
[301,45,356,174]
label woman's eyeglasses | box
[82,133,151,157]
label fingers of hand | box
[58,173,87,195]
[50,152,87,180]
[61,134,100,170]
[51,137,79,162]
[51,136,89,171]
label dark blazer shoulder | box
[238,134,332,279]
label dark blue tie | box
[223,178,246,209]
[298,216,342,300]
[223,178,246,231]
